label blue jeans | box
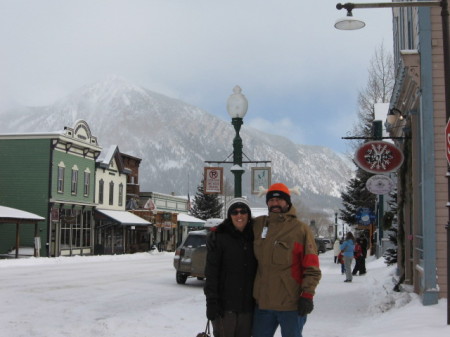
[343,256,353,281]
[252,306,307,337]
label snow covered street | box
[0,250,448,337]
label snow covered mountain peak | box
[0,77,354,209]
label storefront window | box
[60,209,73,249]
[83,211,91,247]
[60,209,93,250]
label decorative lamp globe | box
[227,85,248,118]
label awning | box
[0,205,45,223]
[96,209,151,226]
[0,205,45,259]
[177,213,205,228]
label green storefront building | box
[0,120,101,257]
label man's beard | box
[269,206,282,212]
[269,204,290,213]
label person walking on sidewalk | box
[352,238,363,276]
[333,239,341,264]
[252,183,322,337]
[340,232,355,282]
[337,250,345,275]
[358,236,368,275]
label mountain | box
[0,76,354,210]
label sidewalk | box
[300,250,449,337]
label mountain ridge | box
[0,76,353,210]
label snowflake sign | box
[354,141,404,174]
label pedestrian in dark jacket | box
[204,198,257,337]
[359,236,368,275]
[352,239,363,276]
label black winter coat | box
[204,220,257,314]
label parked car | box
[315,238,327,254]
[323,238,333,250]
[173,218,222,284]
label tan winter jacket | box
[253,206,322,311]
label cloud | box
[247,116,307,145]
[0,0,394,153]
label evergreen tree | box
[190,179,223,220]
[340,43,394,230]
[340,169,377,226]
[383,227,398,266]
[384,186,398,230]
[383,185,398,265]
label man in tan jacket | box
[252,183,321,337]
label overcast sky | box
[0,0,393,154]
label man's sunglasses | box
[230,209,248,216]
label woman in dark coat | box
[352,238,363,276]
[204,198,257,337]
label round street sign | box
[355,207,376,226]
[366,174,395,195]
[354,141,404,174]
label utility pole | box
[334,211,338,241]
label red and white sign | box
[354,141,404,174]
[366,174,395,195]
[446,119,450,165]
[51,208,59,222]
[204,167,223,194]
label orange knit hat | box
[266,183,291,206]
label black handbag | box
[196,320,211,337]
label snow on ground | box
[0,250,448,337]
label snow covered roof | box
[96,144,118,164]
[0,131,62,138]
[177,213,205,224]
[0,205,45,223]
[96,145,132,175]
[96,209,151,226]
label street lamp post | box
[336,1,449,323]
[334,211,338,241]
[335,1,449,130]
[335,2,448,123]
[227,86,248,198]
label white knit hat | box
[227,198,251,217]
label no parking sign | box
[204,167,223,194]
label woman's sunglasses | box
[230,209,248,216]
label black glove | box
[297,297,314,316]
[206,300,220,321]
